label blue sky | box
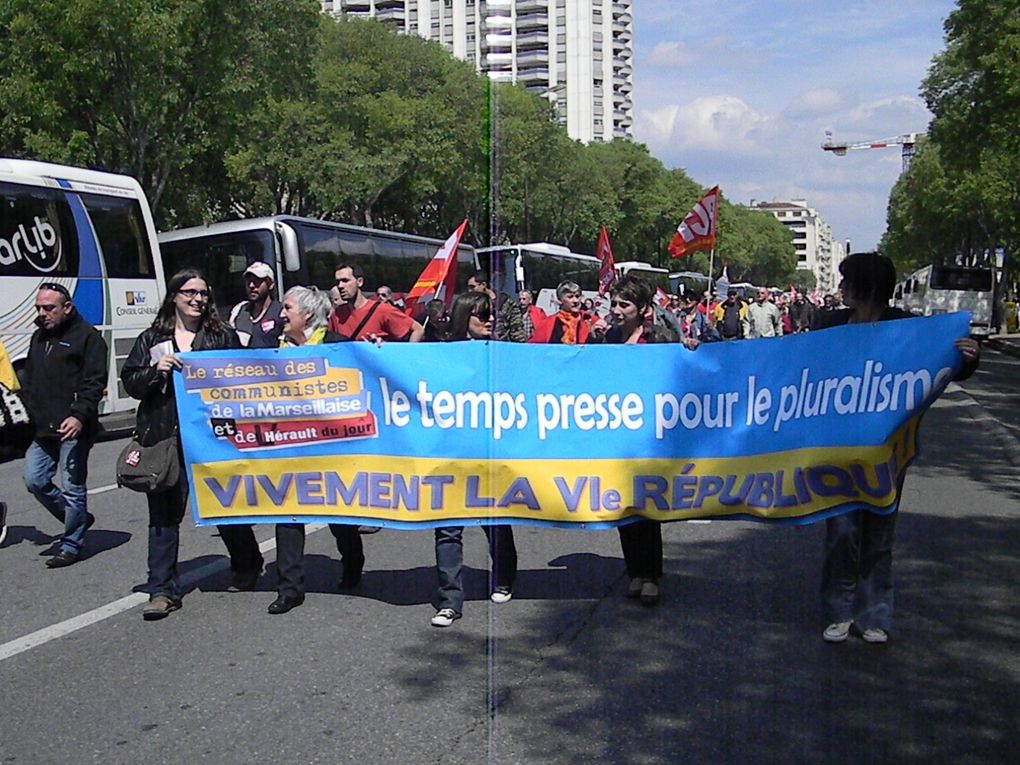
[631,0,958,252]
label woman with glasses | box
[267,286,364,615]
[429,291,518,627]
[121,269,263,620]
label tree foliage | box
[885,0,1020,283]
[0,0,321,226]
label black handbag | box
[116,431,180,493]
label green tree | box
[912,0,1020,280]
[0,0,321,226]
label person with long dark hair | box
[121,269,263,620]
[267,286,364,615]
[429,291,518,627]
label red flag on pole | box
[596,226,617,296]
[404,219,468,316]
[654,286,672,310]
[668,186,719,259]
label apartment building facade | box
[319,0,634,143]
[754,200,846,293]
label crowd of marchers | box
[0,253,980,646]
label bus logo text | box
[0,217,61,273]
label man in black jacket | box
[22,283,108,568]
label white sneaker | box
[823,621,852,642]
[490,587,512,604]
[639,580,660,606]
[0,501,7,546]
[627,577,645,598]
[861,628,888,644]
[430,608,461,628]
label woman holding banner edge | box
[121,269,263,620]
[815,252,980,644]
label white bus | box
[0,158,164,414]
[478,244,670,316]
[479,242,604,315]
[669,271,712,299]
[897,264,995,338]
[158,216,479,319]
[616,261,671,294]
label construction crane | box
[822,131,925,172]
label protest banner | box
[174,313,970,529]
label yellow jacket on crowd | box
[0,340,19,392]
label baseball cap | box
[243,262,274,282]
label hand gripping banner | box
[174,313,970,529]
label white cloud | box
[784,89,847,119]
[638,95,772,155]
[645,37,765,70]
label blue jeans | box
[821,510,897,631]
[23,437,92,556]
[434,525,517,613]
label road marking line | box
[0,524,325,663]
[88,483,120,495]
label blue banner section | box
[174,313,970,528]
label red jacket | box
[528,311,593,344]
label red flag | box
[596,226,617,296]
[654,287,672,309]
[404,219,468,316]
[668,186,719,259]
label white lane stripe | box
[0,523,326,663]
[88,484,120,495]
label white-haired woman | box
[267,286,365,614]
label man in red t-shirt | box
[329,263,424,342]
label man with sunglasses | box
[22,282,108,568]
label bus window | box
[159,229,275,317]
[930,266,992,291]
[0,182,79,277]
[80,194,154,277]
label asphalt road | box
[1,348,1018,765]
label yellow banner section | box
[196,366,362,404]
[191,418,919,525]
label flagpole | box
[706,247,716,310]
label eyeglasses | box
[177,288,210,300]
[38,282,71,300]
[471,312,493,320]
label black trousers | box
[617,519,663,580]
[275,523,364,597]
[146,479,261,575]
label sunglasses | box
[39,282,71,300]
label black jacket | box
[22,309,108,439]
[121,325,240,446]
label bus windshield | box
[930,266,992,292]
